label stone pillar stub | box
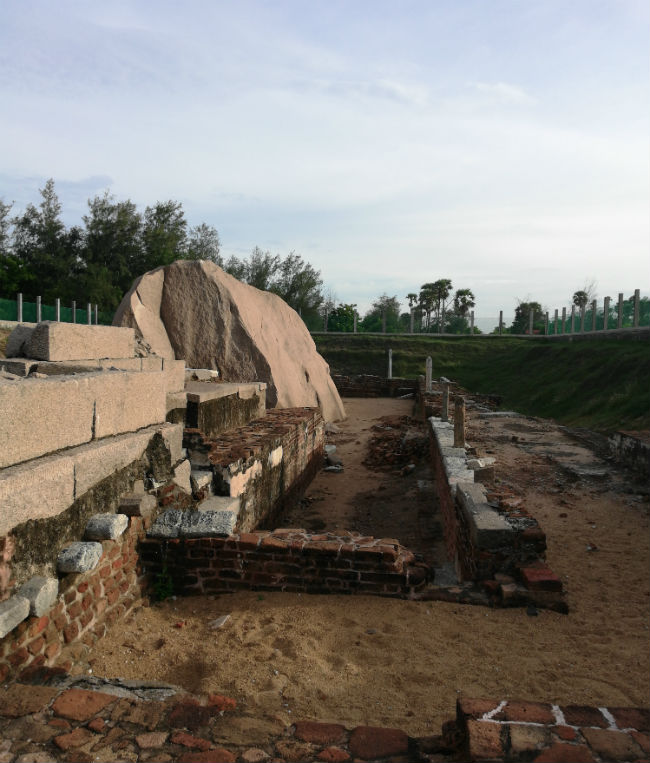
[425,356,433,393]
[453,395,465,448]
[441,383,450,422]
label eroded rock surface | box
[113,260,345,421]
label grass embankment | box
[314,333,650,433]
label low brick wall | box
[0,516,151,683]
[185,408,324,532]
[139,529,428,598]
[331,374,418,398]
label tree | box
[141,200,187,272]
[10,179,74,300]
[186,223,222,265]
[270,251,323,316]
[453,288,475,318]
[0,199,23,296]
[511,300,544,334]
[361,294,401,332]
[572,279,597,309]
[327,303,357,332]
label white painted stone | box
[268,446,283,468]
[225,460,263,497]
[85,513,129,540]
[57,542,104,573]
[16,577,59,617]
[0,596,30,639]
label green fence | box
[0,297,114,326]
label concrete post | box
[570,305,575,334]
[498,310,503,335]
[87,303,92,325]
[353,313,357,333]
[425,356,432,393]
[580,305,585,333]
[591,299,597,332]
[410,308,414,334]
[561,307,566,334]
[554,309,559,335]
[36,296,42,323]
[17,293,23,322]
[382,310,386,334]
[441,383,450,422]
[603,296,610,331]
[528,309,533,336]
[453,396,465,448]
[55,298,61,322]
[94,304,98,325]
[633,288,640,327]
[617,292,624,329]
[544,312,549,335]
[72,301,76,324]
[387,349,393,379]
[470,310,474,333]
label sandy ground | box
[87,398,650,739]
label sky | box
[0,0,648,329]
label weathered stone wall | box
[331,374,418,398]
[608,430,650,481]
[0,515,151,683]
[139,529,428,598]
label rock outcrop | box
[113,260,345,422]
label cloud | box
[470,81,537,105]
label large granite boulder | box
[113,260,345,421]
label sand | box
[87,398,650,739]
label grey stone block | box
[0,596,30,638]
[16,576,59,617]
[181,510,237,537]
[57,542,104,573]
[196,495,240,513]
[147,510,184,538]
[456,483,514,549]
[85,513,129,540]
[5,324,34,358]
[119,493,157,518]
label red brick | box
[630,731,650,754]
[29,615,49,637]
[349,726,408,760]
[519,563,563,591]
[0,684,58,717]
[171,731,211,750]
[49,717,72,729]
[77,581,89,593]
[177,751,235,763]
[465,720,504,760]
[555,725,578,741]
[457,697,501,720]
[81,593,93,610]
[260,536,290,553]
[54,613,68,630]
[7,647,29,667]
[45,642,61,660]
[106,588,119,605]
[88,717,106,732]
[294,721,346,744]
[562,705,608,728]
[52,688,116,721]
[581,727,645,761]
[54,726,95,750]
[168,699,214,730]
[64,589,77,605]
[609,707,650,732]
[98,565,111,579]
[27,636,45,656]
[317,748,351,763]
[68,601,82,618]
[533,742,596,762]
[63,621,79,643]
[497,700,555,724]
[0,663,9,683]
[206,694,237,712]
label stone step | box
[184,381,266,439]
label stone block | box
[457,483,514,549]
[160,423,183,465]
[185,368,220,382]
[197,496,240,514]
[0,358,36,376]
[5,324,35,357]
[173,460,192,494]
[57,542,103,573]
[91,371,166,438]
[166,391,187,415]
[0,595,30,638]
[84,513,129,540]
[148,510,184,538]
[191,470,213,496]
[25,322,135,361]
[141,356,164,372]
[16,576,59,617]
[162,358,185,394]
[119,493,158,518]
[0,376,95,468]
[181,510,237,537]
[0,453,75,537]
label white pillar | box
[94,304,98,325]
[603,296,610,331]
[554,309,559,335]
[498,310,503,335]
[36,296,42,323]
[470,310,474,334]
[56,298,61,322]
[17,293,23,322]
[617,293,624,329]
[387,348,393,379]
[633,288,640,327]
[72,301,76,323]
[561,307,566,334]
[441,383,450,422]
[591,299,597,331]
[425,356,433,393]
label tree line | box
[0,179,324,326]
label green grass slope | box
[314,334,650,433]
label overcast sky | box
[1,0,648,327]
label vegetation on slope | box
[314,334,650,433]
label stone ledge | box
[456,483,514,550]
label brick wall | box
[331,374,418,398]
[139,529,428,598]
[0,516,150,683]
